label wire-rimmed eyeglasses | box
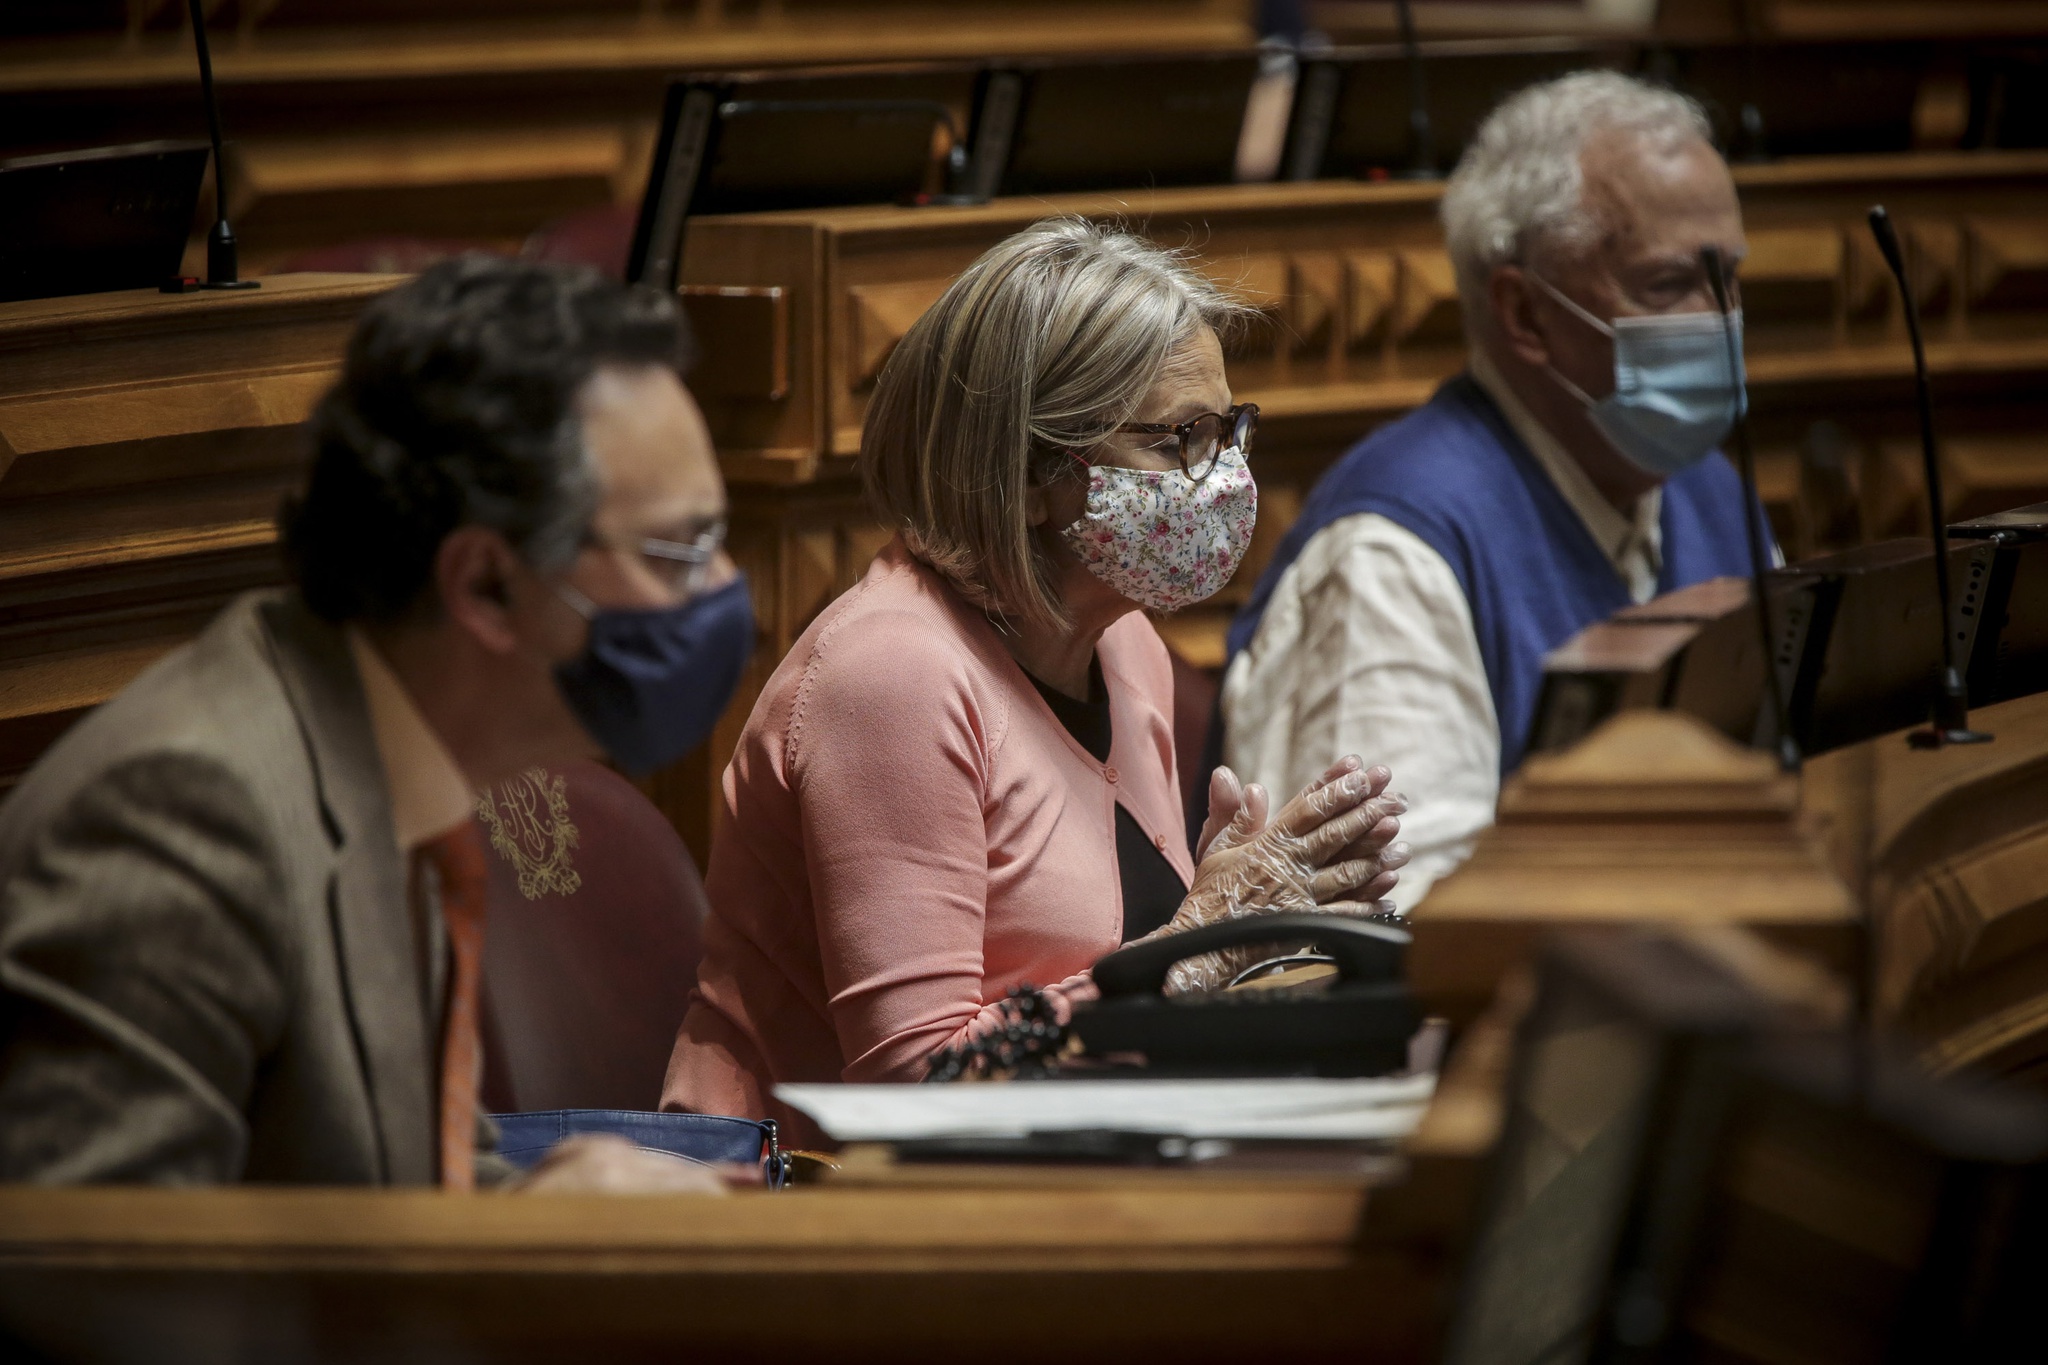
[582,518,728,599]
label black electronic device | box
[182,0,255,290]
[1950,502,2048,706]
[1522,574,1819,759]
[1774,537,1997,756]
[1664,41,1934,160]
[1868,204,1990,748]
[1967,47,2048,150]
[1281,39,1618,181]
[1526,536,2001,760]
[628,65,973,292]
[966,53,1259,198]
[1068,913,1418,1077]
[1703,245,1800,772]
[0,140,209,303]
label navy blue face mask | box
[552,574,755,777]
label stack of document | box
[776,1075,1436,1144]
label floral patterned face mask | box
[1058,444,1257,612]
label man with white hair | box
[1220,71,1758,910]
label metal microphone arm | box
[1867,205,1987,747]
[1393,0,1436,180]
[186,0,256,290]
[1701,245,1800,772]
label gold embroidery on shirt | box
[476,767,582,900]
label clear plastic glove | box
[1146,756,1410,996]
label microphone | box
[1393,0,1436,180]
[1700,246,1800,772]
[186,0,256,291]
[1867,205,1989,748]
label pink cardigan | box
[664,540,1195,1139]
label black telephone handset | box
[1071,914,1420,1078]
[1091,912,1410,995]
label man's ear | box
[1490,265,1553,370]
[433,525,525,655]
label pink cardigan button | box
[1104,765,1120,784]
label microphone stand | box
[1705,245,1846,1111]
[1867,206,1988,749]
[186,0,257,290]
[1700,246,1800,774]
[1734,0,1769,163]
[1393,0,1436,179]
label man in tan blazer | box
[0,256,747,1185]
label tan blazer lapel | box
[258,594,437,1185]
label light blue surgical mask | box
[1532,273,1748,479]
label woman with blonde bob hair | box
[664,219,1410,1137]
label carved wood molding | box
[1409,711,1857,1025]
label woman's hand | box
[1183,755,1407,926]
[1153,756,1410,994]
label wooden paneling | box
[1417,680,2048,1092]
[0,3,1252,87]
[0,3,1255,274]
[1801,689,2048,1083]
[0,275,401,796]
[0,1179,1451,1363]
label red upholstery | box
[268,206,633,284]
[269,236,500,276]
[520,204,636,279]
[474,759,706,1113]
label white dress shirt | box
[1220,351,1664,911]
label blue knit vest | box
[1226,375,1759,774]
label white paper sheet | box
[774,1075,1437,1143]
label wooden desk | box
[1803,688,2048,1078]
[0,1179,1452,1363]
[1409,711,1859,1025]
[0,274,400,796]
[1437,642,2048,1084]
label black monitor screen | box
[990,54,1258,196]
[1297,42,1622,179]
[629,66,972,290]
[1667,42,1929,157]
[0,140,208,303]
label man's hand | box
[510,1134,735,1195]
